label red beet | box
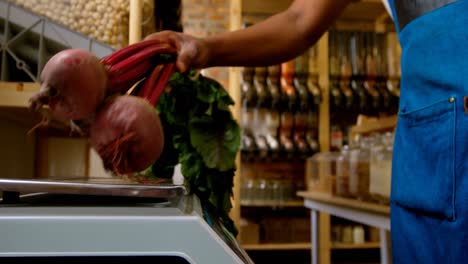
[28,40,175,122]
[90,95,164,174]
[29,49,107,120]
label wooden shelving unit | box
[228,1,399,263]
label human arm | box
[145,0,352,72]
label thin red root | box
[99,132,136,175]
[27,117,50,136]
[28,89,51,111]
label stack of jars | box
[240,177,300,205]
[335,132,394,204]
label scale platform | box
[0,177,253,264]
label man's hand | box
[144,31,209,72]
[144,0,351,70]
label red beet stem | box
[137,64,164,99]
[107,60,154,93]
[148,63,175,106]
[101,39,162,66]
[105,44,175,77]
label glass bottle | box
[330,125,343,152]
[375,33,392,113]
[265,65,282,161]
[307,45,322,107]
[362,32,381,116]
[240,67,258,163]
[253,67,270,161]
[280,60,297,160]
[349,31,369,114]
[385,32,401,115]
[370,132,393,204]
[339,31,354,110]
[329,30,343,113]
[294,53,312,159]
[306,46,321,155]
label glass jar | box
[369,134,384,202]
[336,145,351,197]
[370,132,393,204]
[306,152,340,193]
[349,136,371,201]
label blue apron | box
[388,0,468,262]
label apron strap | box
[394,0,458,31]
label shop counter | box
[298,191,391,264]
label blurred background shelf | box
[240,200,304,207]
[332,242,381,250]
[243,242,311,251]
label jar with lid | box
[369,133,384,202]
[349,136,371,200]
[370,132,394,204]
[336,145,351,197]
[306,152,340,193]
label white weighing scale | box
[0,178,253,264]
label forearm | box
[202,0,352,68]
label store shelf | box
[243,242,311,251]
[0,82,39,107]
[0,81,77,134]
[298,191,390,215]
[332,242,380,250]
[241,200,304,207]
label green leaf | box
[196,81,217,103]
[180,152,202,182]
[189,116,240,171]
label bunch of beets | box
[29,39,177,175]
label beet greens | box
[144,71,240,235]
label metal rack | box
[0,0,114,82]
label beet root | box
[90,95,164,174]
[29,49,107,120]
